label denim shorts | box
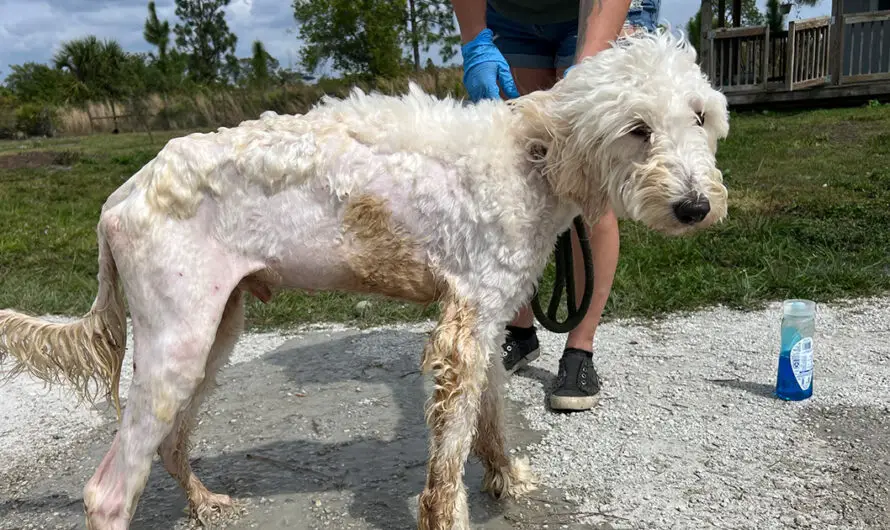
[486,0,661,70]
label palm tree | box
[52,35,104,103]
[53,36,131,132]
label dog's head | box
[521,29,729,235]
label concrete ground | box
[1,297,888,529]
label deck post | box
[785,20,796,90]
[762,25,771,89]
[829,0,844,85]
[701,0,714,81]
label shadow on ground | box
[0,328,602,529]
[706,378,778,400]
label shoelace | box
[502,336,517,359]
[558,353,591,390]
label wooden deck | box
[722,78,890,107]
[699,0,890,108]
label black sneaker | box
[550,348,601,411]
[501,326,541,374]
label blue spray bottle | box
[776,299,816,401]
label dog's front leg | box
[473,350,538,500]
[418,295,489,530]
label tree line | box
[1,0,458,105]
[1,0,811,137]
[0,0,459,136]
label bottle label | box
[790,336,814,391]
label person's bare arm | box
[450,0,488,43]
[575,0,633,60]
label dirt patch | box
[0,150,80,170]
[826,120,867,144]
[728,188,785,216]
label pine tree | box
[144,1,171,65]
[173,0,239,84]
[292,0,459,77]
[406,0,459,71]
[765,0,785,33]
[249,40,273,89]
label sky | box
[0,0,831,83]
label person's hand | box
[460,28,520,102]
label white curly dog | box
[0,30,729,530]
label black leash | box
[530,215,595,333]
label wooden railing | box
[706,16,833,93]
[839,9,890,84]
[710,26,774,92]
[786,16,831,89]
[700,0,890,98]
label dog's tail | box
[0,225,127,417]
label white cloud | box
[228,0,254,22]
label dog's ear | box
[511,88,610,223]
[515,101,607,222]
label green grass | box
[2,104,890,331]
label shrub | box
[0,92,19,139]
[15,103,57,137]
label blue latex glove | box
[461,28,520,102]
[563,64,576,77]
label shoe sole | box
[505,347,540,375]
[549,393,601,411]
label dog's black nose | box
[672,197,711,224]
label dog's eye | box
[695,112,705,126]
[629,122,652,140]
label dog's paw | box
[481,455,538,500]
[189,491,244,528]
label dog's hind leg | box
[157,289,245,526]
[417,293,491,530]
[472,349,537,500]
[82,238,257,529]
[84,315,224,529]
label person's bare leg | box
[542,203,619,410]
[509,211,619,338]
[542,54,626,411]
[507,66,558,331]
[564,208,619,352]
[510,66,557,95]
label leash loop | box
[530,215,595,333]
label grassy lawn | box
[2,104,890,331]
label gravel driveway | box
[1,297,888,529]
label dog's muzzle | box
[672,195,711,225]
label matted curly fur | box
[0,30,729,530]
